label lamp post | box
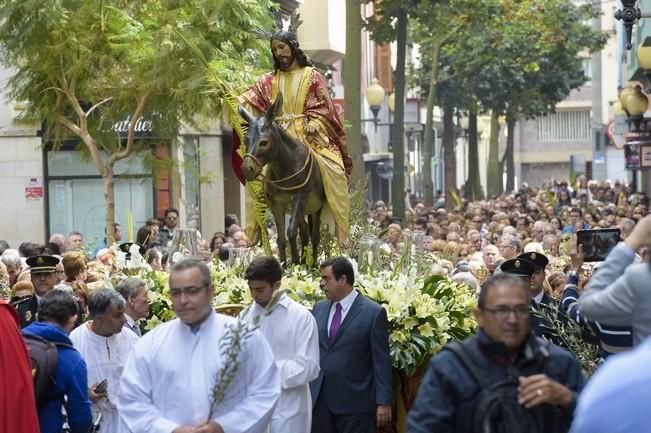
[616,0,642,50]
[364,78,386,132]
[621,85,649,132]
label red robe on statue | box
[0,300,40,433]
[233,67,352,184]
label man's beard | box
[277,53,296,71]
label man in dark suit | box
[310,257,393,433]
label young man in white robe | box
[70,288,138,433]
[118,258,280,433]
[242,256,320,433]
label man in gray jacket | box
[578,215,651,346]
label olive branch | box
[206,289,287,422]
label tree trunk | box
[486,110,502,198]
[103,169,116,245]
[504,115,516,192]
[465,109,483,200]
[391,7,407,221]
[443,105,456,210]
[344,0,364,184]
[422,42,441,208]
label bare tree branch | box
[86,97,113,118]
[58,116,107,177]
[57,116,81,136]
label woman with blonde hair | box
[11,280,35,299]
[61,251,88,284]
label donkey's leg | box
[288,193,306,265]
[310,209,322,266]
[271,204,288,264]
[298,217,310,265]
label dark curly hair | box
[271,32,313,70]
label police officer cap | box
[499,258,535,277]
[516,251,549,269]
[26,255,59,274]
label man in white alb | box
[70,288,138,433]
[242,256,320,433]
[118,258,280,433]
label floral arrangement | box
[106,242,477,374]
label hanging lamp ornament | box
[615,0,642,50]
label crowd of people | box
[1,176,651,433]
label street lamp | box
[364,78,386,129]
[620,85,649,132]
[619,85,637,111]
[616,0,642,50]
[613,100,626,117]
[388,92,395,113]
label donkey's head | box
[239,93,283,181]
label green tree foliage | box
[441,0,606,196]
[0,0,272,240]
[412,0,495,207]
[412,0,606,198]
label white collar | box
[336,289,358,312]
[124,313,137,328]
[184,308,216,334]
[253,292,291,314]
[533,290,545,304]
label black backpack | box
[23,333,73,406]
[444,342,568,433]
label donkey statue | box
[239,92,325,264]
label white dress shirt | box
[533,290,545,305]
[241,293,320,433]
[123,313,141,337]
[327,289,359,335]
[118,311,280,433]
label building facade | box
[512,0,626,187]
[0,0,353,247]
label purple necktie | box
[329,302,342,342]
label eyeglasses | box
[169,285,208,298]
[482,305,529,320]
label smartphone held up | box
[577,229,620,262]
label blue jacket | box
[23,322,92,433]
[408,330,586,433]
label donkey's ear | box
[238,105,254,124]
[265,92,283,125]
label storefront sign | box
[25,177,43,200]
[625,141,640,169]
[623,137,651,170]
[106,114,154,138]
